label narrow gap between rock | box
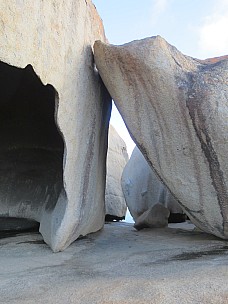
[106,101,135,224]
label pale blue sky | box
[93,0,228,155]
[93,0,227,58]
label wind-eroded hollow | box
[0,62,64,229]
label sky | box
[93,0,228,156]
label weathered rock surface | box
[122,147,183,229]
[94,36,228,239]
[134,204,170,230]
[105,125,128,221]
[0,0,111,251]
[1,222,228,304]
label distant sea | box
[124,208,134,223]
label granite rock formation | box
[105,125,128,221]
[94,36,228,239]
[0,0,111,251]
[122,147,184,229]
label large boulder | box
[94,36,228,239]
[0,0,111,252]
[105,125,128,221]
[122,147,184,230]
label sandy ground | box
[1,222,228,304]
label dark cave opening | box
[0,62,64,230]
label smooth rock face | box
[122,147,183,229]
[94,36,228,239]
[2,222,228,304]
[0,0,111,251]
[105,125,128,220]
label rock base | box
[1,222,228,303]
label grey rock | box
[134,204,170,230]
[94,36,228,239]
[122,147,183,229]
[1,222,228,304]
[0,0,111,251]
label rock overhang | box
[0,0,112,252]
[94,36,228,240]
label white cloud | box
[150,0,168,26]
[198,0,228,58]
[153,0,168,13]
